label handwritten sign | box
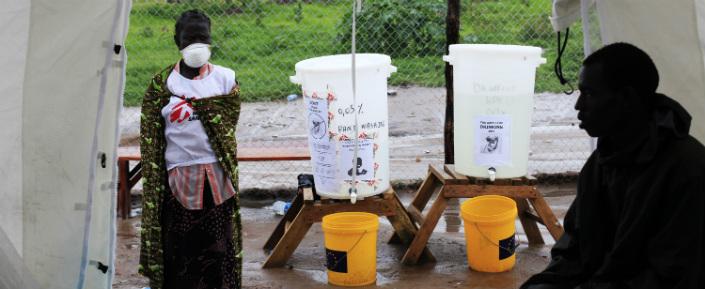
[336,103,364,118]
[306,97,338,192]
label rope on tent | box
[554,28,574,95]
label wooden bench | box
[117,144,311,219]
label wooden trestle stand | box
[262,186,435,268]
[397,164,565,265]
[262,164,564,267]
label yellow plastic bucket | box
[461,195,518,272]
[322,212,379,286]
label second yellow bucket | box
[322,212,379,286]
[461,195,518,272]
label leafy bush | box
[336,0,446,57]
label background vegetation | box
[124,0,583,106]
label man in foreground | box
[522,42,705,289]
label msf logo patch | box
[169,96,195,124]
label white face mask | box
[180,43,211,68]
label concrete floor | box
[113,185,575,289]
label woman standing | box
[139,10,242,289]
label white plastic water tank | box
[444,44,545,179]
[291,54,396,199]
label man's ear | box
[619,86,649,115]
[620,86,644,112]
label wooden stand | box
[262,187,435,268]
[399,164,565,265]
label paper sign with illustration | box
[306,97,338,192]
[339,139,374,181]
[306,97,328,140]
[474,115,511,166]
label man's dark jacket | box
[522,94,705,289]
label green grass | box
[125,1,348,106]
[125,0,584,106]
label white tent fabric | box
[552,0,705,143]
[0,0,130,288]
[0,0,30,258]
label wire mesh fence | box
[121,0,591,192]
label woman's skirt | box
[162,180,240,289]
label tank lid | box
[444,44,545,66]
[448,44,543,56]
[294,53,392,73]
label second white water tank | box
[444,44,545,179]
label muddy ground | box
[113,185,576,289]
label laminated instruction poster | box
[474,115,511,166]
[339,139,374,181]
[306,97,337,192]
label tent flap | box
[596,0,705,143]
[551,0,583,32]
[553,0,705,143]
[0,0,30,256]
[0,0,130,288]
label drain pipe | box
[349,0,363,204]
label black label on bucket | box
[326,248,348,273]
[499,234,516,260]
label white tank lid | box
[291,53,396,84]
[294,53,393,73]
[444,44,545,65]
